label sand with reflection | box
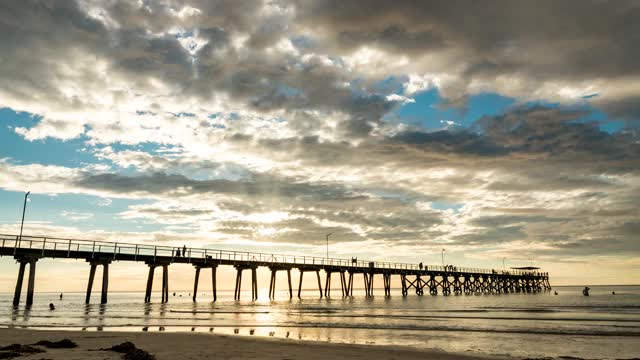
[0,328,499,360]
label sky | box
[0,0,639,291]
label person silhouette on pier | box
[419,262,423,270]
[183,245,187,257]
[582,286,590,296]
[176,248,181,257]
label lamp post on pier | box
[441,248,445,267]
[18,191,30,242]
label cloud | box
[0,0,638,277]
[60,211,95,221]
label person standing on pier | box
[183,245,187,257]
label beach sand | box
[0,328,501,360]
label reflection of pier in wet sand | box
[1,233,551,305]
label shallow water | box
[1,285,639,359]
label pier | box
[0,234,551,306]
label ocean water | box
[1,286,639,359]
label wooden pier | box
[0,234,552,306]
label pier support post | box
[251,267,258,301]
[287,269,293,299]
[161,265,169,303]
[324,271,332,298]
[13,261,27,306]
[269,269,275,299]
[453,275,462,295]
[26,260,37,306]
[383,273,391,296]
[234,266,257,300]
[193,267,201,302]
[86,263,97,304]
[84,261,111,304]
[463,275,471,295]
[347,272,354,296]
[211,266,217,302]
[100,262,109,304]
[415,273,424,296]
[316,270,323,298]
[297,270,303,298]
[441,274,451,296]
[234,267,242,300]
[401,274,407,296]
[145,265,155,303]
[340,271,346,297]
[363,273,373,297]
[428,274,438,295]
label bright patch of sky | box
[429,201,464,213]
[393,89,515,130]
[0,108,94,167]
[0,190,159,233]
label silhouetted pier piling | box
[1,234,551,306]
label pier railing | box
[0,234,539,276]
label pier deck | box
[0,234,551,305]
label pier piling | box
[316,270,323,298]
[144,265,155,303]
[101,262,109,304]
[297,270,303,298]
[287,269,292,299]
[212,265,218,301]
[193,267,200,302]
[86,263,97,304]
[324,271,331,298]
[12,261,27,306]
[161,265,169,303]
[25,260,36,306]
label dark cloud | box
[391,130,509,156]
[74,171,360,201]
[0,0,397,138]
[452,226,527,246]
[471,215,571,229]
[294,0,640,122]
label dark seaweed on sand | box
[0,344,45,359]
[102,342,156,360]
[33,339,78,349]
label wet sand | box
[0,328,503,360]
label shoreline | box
[0,327,503,360]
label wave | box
[2,322,639,337]
[8,309,640,324]
[305,313,640,323]
[169,310,271,314]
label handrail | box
[0,233,545,277]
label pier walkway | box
[0,234,551,306]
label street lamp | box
[503,257,506,271]
[441,248,445,267]
[19,191,31,242]
[325,233,332,258]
